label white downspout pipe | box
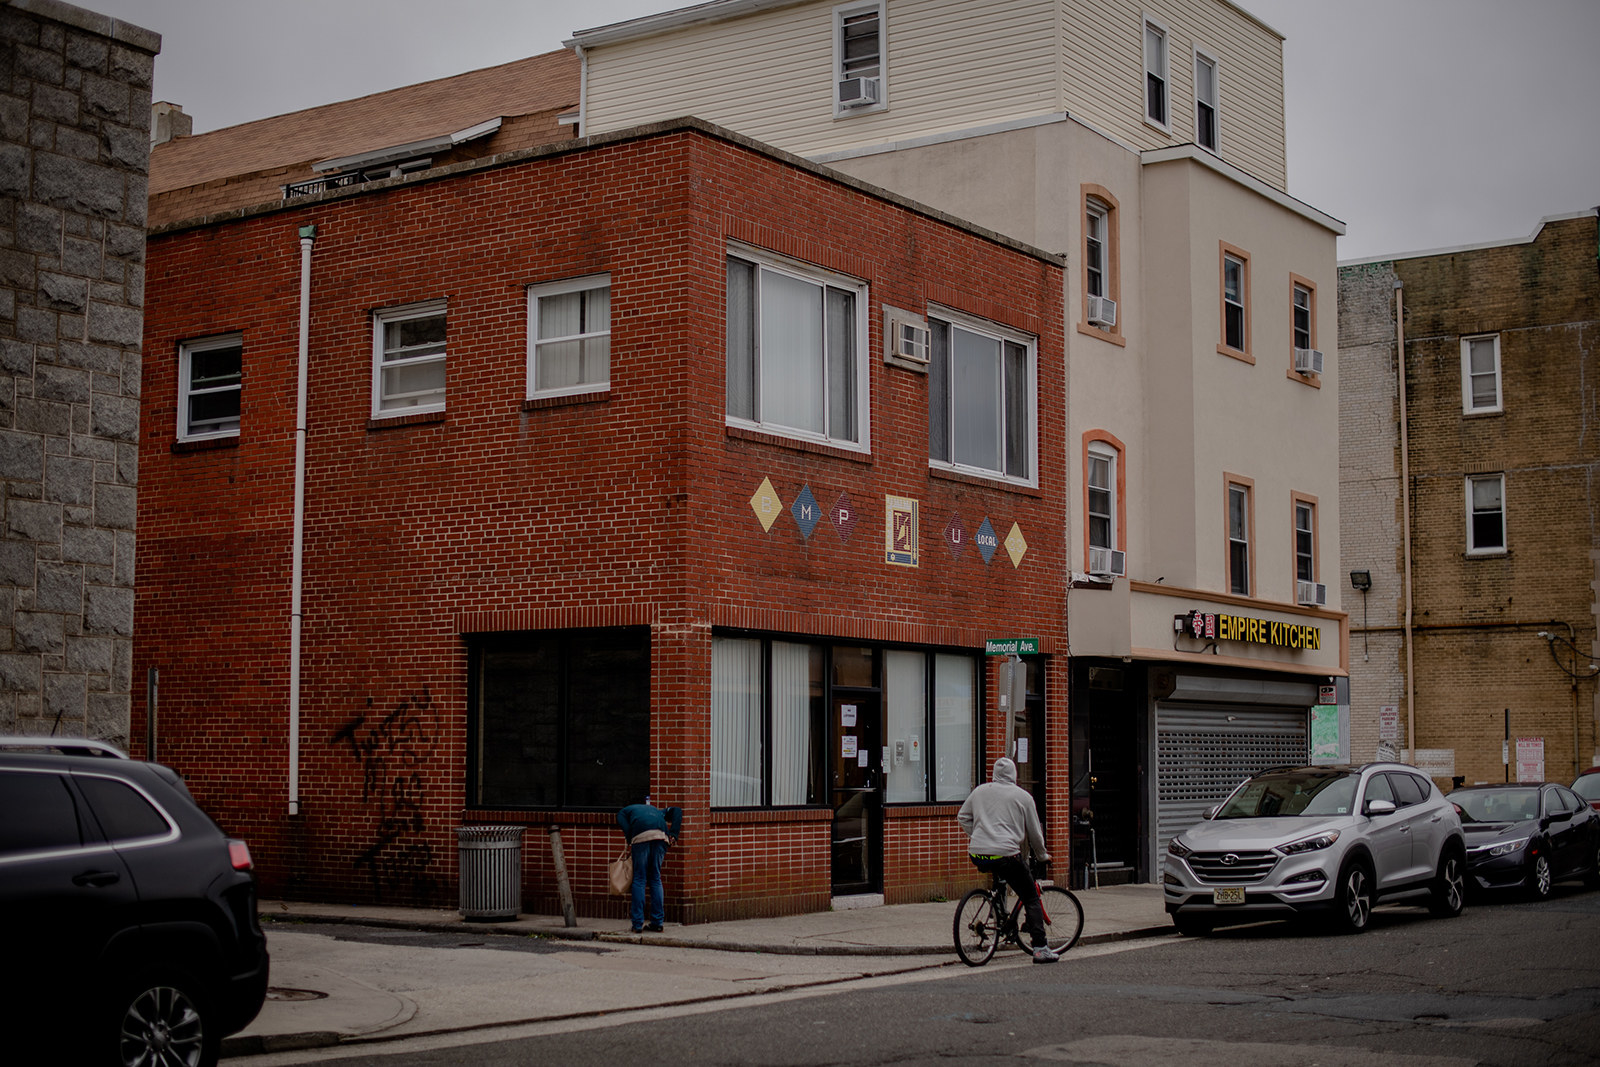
[290,224,315,815]
[1395,278,1416,761]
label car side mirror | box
[1202,805,1219,820]
[1364,798,1397,817]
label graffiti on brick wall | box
[332,689,438,902]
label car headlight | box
[1167,836,1192,857]
[1485,837,1529,857]
[1277,830,1340,855]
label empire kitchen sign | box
[1179,610,1322,651]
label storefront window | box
[710,638,826,807]
[470,628,650,809]
[934,653,976,801]
[884,651,927,802]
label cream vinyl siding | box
[583,0,1060,158]
[1063,0,1284,188]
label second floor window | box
[178,334,242,440]
[1294,500,1315,583]
[1088,446,1115,551]
[1220,248,1249,356]
[1293,283,1313,351]
[928,311,1034,483]
[1086,204,1108,299]
[1462,334,1502,413]
[835,2,885,113]
[1228,481,1251,595]
[1195,51,1218,151]
[373,301,446,415]
[726,249,867,450]
[1467,474,1506,553]
[529,275,610,398]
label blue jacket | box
[617,802,682,843]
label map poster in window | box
[885,494,919,567]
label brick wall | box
[0,1,157,744]
[1339,214,1600,785]
[136,123,1067,918]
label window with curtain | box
[726,250,866,449]
[529,275,610,397]
[470,628,650,809]
[1467,474,1506,553]
[1461,335,1502,412]
[928,312,1034,483]
[710,638,825,807]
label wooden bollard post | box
[548,825,578,927]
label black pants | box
[970,854,1046,948]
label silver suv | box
[1163,763,1466,934]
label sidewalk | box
[230,883,1171,1057]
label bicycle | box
[952,859,1084,966]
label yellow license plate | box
[1212,887,1245,905]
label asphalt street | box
[235,886,1600,1066]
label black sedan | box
[1450,782,1600,899]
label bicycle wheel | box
[1037,886,1084,954]
[953,889,1002,966]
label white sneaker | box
[1032,946,1060,964]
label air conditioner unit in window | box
[838,76,880,108]
[1088,546,1126,577]
[894,321,930,364]
[1294,347,1324,375]
[1087,295,1118,328]
[1297,580,1327,607]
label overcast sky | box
[88,0,1599,262]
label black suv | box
[0,738,268,1066]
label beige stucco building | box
[569,0,1346,883]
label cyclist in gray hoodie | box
[958,756,1057,962]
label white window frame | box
[927,306,1037,487]
[1466,473,1507,555]
[725,244,871,453]
[177,333,243,442]
[1293,282,1313,352]
[833,1,887,117]
[1228,481,1251,596]
[1143,15,1171,132]
[1294,500,1315,583]
[527,274,611,400]
[1222,253,1247,352]
[1087,443,1116,552]
[372,299,447,417]
[1461,333,1502,414]
[1193,46,1219,153]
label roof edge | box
[1141,144,1346,235]
[1337,209,1600,268]
[566,0,806,48]
[148,115,1067,270]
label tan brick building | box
[1339,211,1600,788]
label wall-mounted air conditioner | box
[1294,347,1324,375]
[838,77,880,108]
[1087,295,1117,328]
[894,321,930,364]
[1297,580,1327,607]
[1088,546,1126,577]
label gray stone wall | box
[0,1,157,745]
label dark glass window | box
[471,628,650,809]
[1363,773,1396,807]
[1388,772,1426,808]
[77,776,171,841]
[0,772,83,854]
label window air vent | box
[1089,546,1126,577]
[1294,347,1324,375]
[894,321,930,364]
[1088,295,1118,328]
[838,76,880,108]
[1297,580,1327,607]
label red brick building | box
[136,116,1066,921]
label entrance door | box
[830,692,881,895]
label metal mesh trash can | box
[457,825,525,922]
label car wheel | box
[1428,845,1466,917]
[108,971,220,1067]
[1173,912,1212,937]
[1527,853,1553,901]
[1331,859,1373,934]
